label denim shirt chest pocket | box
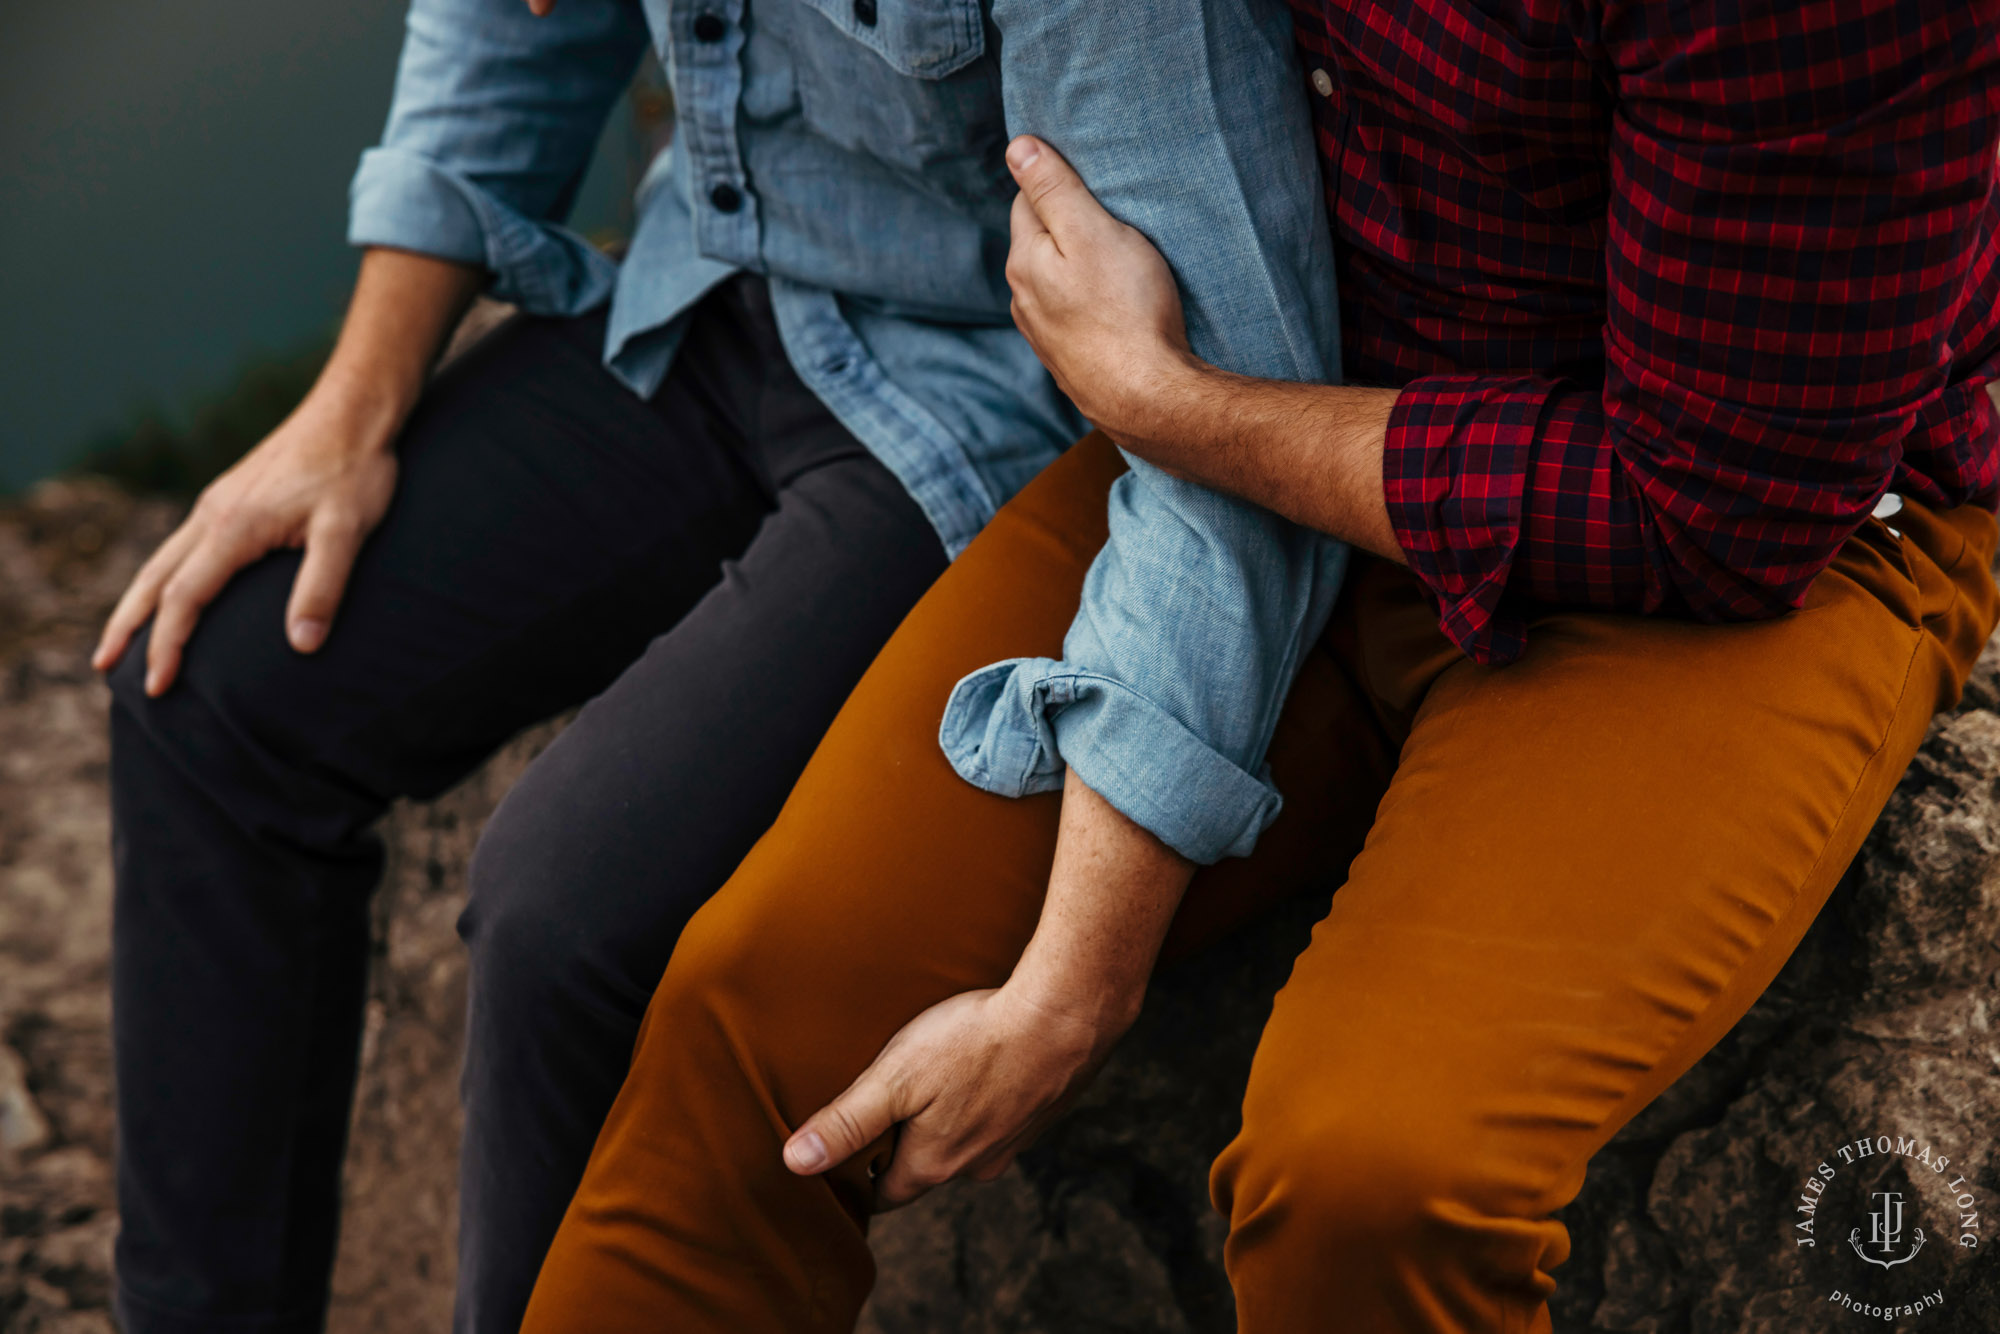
[775,0,1005,199]
[792,0,984,77]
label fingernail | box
[289,618,327,653]
[144,668,163,697]
[786,1131,827,1173]
[1006,137,1040,171]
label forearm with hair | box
[1005,770,1195,1027]
[1112,361,1405,564]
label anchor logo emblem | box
[1848,1190,1927,1269]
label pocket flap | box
[795,0,984,78]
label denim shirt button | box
[709,182,744,213]
[692,12,726,41]
[852,0,878,26]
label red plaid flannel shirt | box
[1287,0,2000,662]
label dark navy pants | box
[106,277,948,1334]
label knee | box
[645,876,790,1025]
[103,624,153,720]
[1219,1092,1505,1257]
[460,776,696,1024]
[636,845,854,1069]
[573,884,784,1118]
[105,623,208,760]
[103,571,316,782]
[1216,1090,1572,1327]
[105,614,320,828]
[461,791,606,1009]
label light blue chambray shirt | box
[349,0,1347,864]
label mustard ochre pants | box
[518,434,1999,1333]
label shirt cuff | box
[937,657,1284,865]
[348,146,619,315]
[1383,373,1556,665]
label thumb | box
[785,1066,903,1176]
[284,510,366,653]
[1005,135,1110,251]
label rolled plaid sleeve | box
[1382,0,2000,665]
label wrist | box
[1102,347,1218,454]
[1003,950,1147,1040]
[305,356,418,455]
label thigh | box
[458,437,951,1007]
[1214,499,2000,1328]
[113,310,773,816]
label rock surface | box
[3,477,2000,1333]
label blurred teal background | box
[0,0,651,495]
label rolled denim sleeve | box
[942,0,1346,863]
[347,0,647,313]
